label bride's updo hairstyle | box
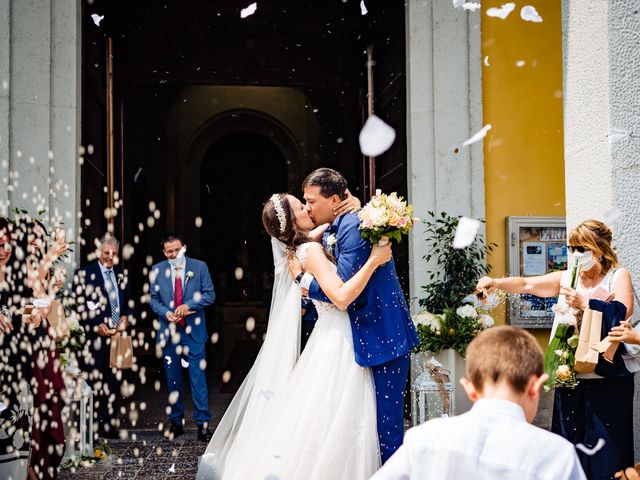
[262,193,309,250]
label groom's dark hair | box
[301,168,348,200]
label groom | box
[299,168,419,462]
[150,234,215,442]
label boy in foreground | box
[371,326,586,480]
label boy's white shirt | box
[371,397,586,480]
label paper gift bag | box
[110,332,134,369]
[574,307,603,373]
[47,300,70,340]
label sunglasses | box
[568,245,591,253]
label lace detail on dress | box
[296,242,339,315]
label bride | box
[197,193,391,480]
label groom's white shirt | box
[371,398,585,480]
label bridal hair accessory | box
[271,194,287,233]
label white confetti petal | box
[453,217,481,249]
[486,3,516,19]
[91,14,104,26]
[453,0,465,7]
[234,267,244,281]
[358,114,396,157]
[133,167,143,183]
[484,56,490,67]
[521,5,543,23]
[240,2,257,18]
[576,438,605,456]
[222,370,231,383]
[603,207,620,226]
[462,2,481,11]
[165,356,172,366]
[516,60,526,67]
[462,124,492,147]
[360,1,368,15]
[246,316,256,332]
[177,246,186,259]
[87,300,99,311]
[168,463,176,473]
[181,358,189,368]
[0,401,7,414]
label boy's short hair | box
[466,326,544,394]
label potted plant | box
[412,212,496,415]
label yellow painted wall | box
[481,1,565,346]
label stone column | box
[562,0,640,458]
[0,0,81,262]
[405,1,485,303]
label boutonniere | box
[185,271,194,283]
[326,234,337,255]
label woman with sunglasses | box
[476,219,635,479]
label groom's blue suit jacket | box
[149,256,215,348]
[308,212,419,368]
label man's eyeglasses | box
[568,245,590,253]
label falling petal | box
[222,370,231,383]
[177,246,186,259]
[133,167,143,183]
[91,14,104,26]
[603,207,620,225]
[521,5,543,23]
[462,124,492,147]
[484,56,490,67]
[87,300,99,311]
[195,216,203,228]
[234,267,244,281]
[181,358,189,368]
[165,356,172,366]
[453,217,481,249]
[358,114,396,157]
[0,401,6,414]
[576,438,605,456]
[168,463,176,473]
[486,3,516,19]
[246,316,256,332]
[240,2,257,18]
[516,60,526,67]
[360,1,368,15]
[452,0,465,6]
[462,2,481,11]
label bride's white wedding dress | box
[197,240,380,480]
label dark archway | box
[200,131,288,391]
[200,131,287,304]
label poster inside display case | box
[506,217,567,329]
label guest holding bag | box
[72,235,133,439]
[476,220,635,480]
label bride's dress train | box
[197,241,380,480]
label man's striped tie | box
[105,270,120,327]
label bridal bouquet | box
[358,190,415,244]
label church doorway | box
[80,0,408,395]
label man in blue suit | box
[150,234,215,442]
[73,235,133,439]
[299,168,419,463]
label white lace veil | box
[197,237,301,479]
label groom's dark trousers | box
[308,212,419,463]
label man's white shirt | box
[371,398,586,480]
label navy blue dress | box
[552,299,634,479]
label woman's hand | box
[560,286,588,311]
[475,276,498,297]
[370,243,392,267]
[288,253,303,280]
[0,312,13,333]
[333,190,361,217]
[608,320,640,344]
[308,223,330,243]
